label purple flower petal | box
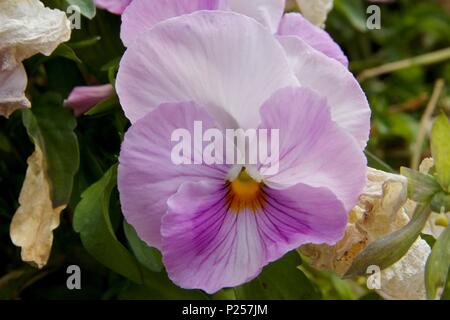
[64,84,114,117]
[162,179,346,293]
[95,0,132,15]
[227,0,286,33]
[116,11,298,126]
[258,86,367,211]
[118,101,229,249]
[278,35,371,149]
[277,12,348,66]
[120,0,227,47]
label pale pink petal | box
[162,179,346,293]
[277,13,348,66]
[95,0,132,15]
[116,11,298,127]
[118,101,229,249]
[121,0,227,47]
[258,87,367,211]
[0,63,30,118]
[64,84,114,117]
[278,35,371,149]
[227,0,285,34]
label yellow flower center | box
[227,168,265,213]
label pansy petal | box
[64,84,114,117]
[278,35,370,148]
[116,11,298,127]
[118,101,229,249]
[162,179,346,293]
[258,87,367,211]
[120,0,226,47]
[278,13,348,66]
[95,0,132,15]
[0,63,30,118]
[227,0,285,34]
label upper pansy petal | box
[116,11,298,127]
[95,0,132,15]
[258,87,367,212]
[227,0,285,34]
[0,63,30,118]
[118,101,229,249]
[162,178,346,293]
[278,35,371,149]
[121,0,226,47]
[278,13,348,66]
[64,84,115,117]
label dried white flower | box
[0,0,71,117]
[377,238,431,300]
[295,0,334,27]
[300,167,431,300]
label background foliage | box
[0,0,449,299]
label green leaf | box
[52,44,82,64]
[365,150,394,173]
[73,165,142,284]
[344,204,432,278]
[66,0,96,19]
[67,36,101,49]
[334,0,368,32]
[431,114,450,191]
[85,95,119,116]
[426,225,450,299]
[123,221,163,272]
[401,167,442,203]
[22,93,79,207]
[431,192,450,213]
[234,251,321,300]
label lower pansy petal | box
[277,13,348,66]
[258,183,348,261]
[118,101,229,249]
[278,35,371,149]
[162,178,346,293]
[258,86,367,212]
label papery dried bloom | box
[0,0,71,117]
[295,0,334,27]
[301,168,431,300]
[0,64,30,117]
[116,11,370,293]
[377,238,430,300]
[0,0,71,68]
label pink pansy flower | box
[64,84,114,117]
[117,11,369,293]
